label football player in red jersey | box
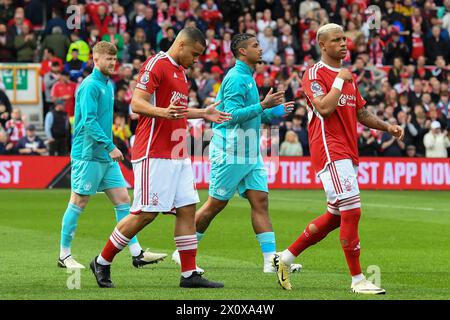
[90,27,230,289]
[272,24,404,294]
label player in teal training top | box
[58,41,166,269]
[171,33,302,273]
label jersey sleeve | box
[135,59,163,94]
[302,68,328,102]
[261,105,286,124]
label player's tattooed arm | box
[357,108,405,140]
[357,108,389,131]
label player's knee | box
[70,193,89,208]
[208,199,227,215]
[249,194,268,213]
[308,223,319,235]
[139,212,158,226]
[119,194,131,204]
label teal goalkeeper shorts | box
[71,159,127,195]
[208,162,269,201]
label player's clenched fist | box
[337,68,353,81]
[388,124,405,141]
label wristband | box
[272,104,285,117]
[332,77,344,91]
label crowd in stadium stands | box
[0,0,450,159]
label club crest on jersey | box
[151,193,159,206]
[311,81,324,97]
[140,71,150,84]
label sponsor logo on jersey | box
[170,91,189,104]
[337,94,356,107]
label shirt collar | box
[93,67,109,83]
[163,51,180,67]
[236,59,254,75]
[320,60,342,72]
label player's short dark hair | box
[231,33,256,58]
[180,27,206,47]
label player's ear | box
[178,40,185,51]
[319,40,326,52]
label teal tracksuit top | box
[71,67,116,163]
[210,60,277,165]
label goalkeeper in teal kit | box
[172,33,301,273]
[57,41,166,269]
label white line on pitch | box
[270,197,444,212]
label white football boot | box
[57,255,85,269]
[351,279,386,295]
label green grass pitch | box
[0,189,449,300]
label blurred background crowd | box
[0,0,449,160]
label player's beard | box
[101,65,114,76]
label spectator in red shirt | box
[112,4,127,35]
[5,108,26,153]
[40,47,63,76]
[413,55,432,81]
[219,31,233,69]
[409,22,425,62]
[368,31,385,66]
[254,62,269,88]
[203,50,222,73]
[50,70,76,117]
[7,7,33,32]
[201,0,223,27]
[204,28,219,63]
[90,3,112,38]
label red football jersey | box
[132,52,189,162]
[302,61,366,174]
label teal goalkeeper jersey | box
[71,67,116,163]
[210,60,277,164]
